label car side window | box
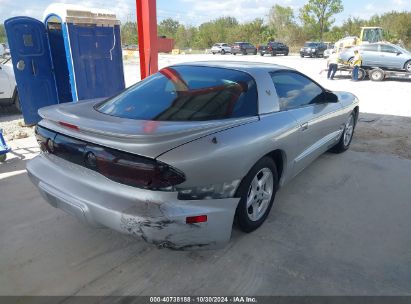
[361,44,379,52]
[381,45,398,53]
[270,71,324,111]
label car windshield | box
[96,66,258,121]
[305,43,317,47]
[395,45,411,53]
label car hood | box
[38,99,258,158]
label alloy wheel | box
[343,115,355,147]
[246,168,274,222]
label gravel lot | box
[0,54,410,296]
[2,54,411,159]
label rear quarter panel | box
[157,111,300,189]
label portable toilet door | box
[4,17,59,125]
[43,4,126,102]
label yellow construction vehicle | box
[335,27,384,54]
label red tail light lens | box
[88,146,185,189]
[35,125,185,190]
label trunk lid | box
[38,99,258,158]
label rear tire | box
[260,52,264,56]
[331,112,356,153]
[404,60,411,73]
[358,68,366,80]
[369,68,384,81]
[235,157,278,233]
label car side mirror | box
[397,51,402,56]
[322,91,339,103]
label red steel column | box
[136,0,159,79]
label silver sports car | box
[27,61,359,250]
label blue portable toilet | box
[5,4,125,125]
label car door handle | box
[300,122,308,131]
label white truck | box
[0,58,20,112]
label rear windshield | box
[304,43,318,47]
[96,66,258,121]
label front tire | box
[14,91,21,112]
[0,154,7,162]
[404,60,411,73]
[331,112,356,153]
[235,157,278,233]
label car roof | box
[170,61,295,75]
[362,42,397,47]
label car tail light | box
[87,145,185,189]
[186,215,207,224]
[35,125,185,190]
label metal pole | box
[136,0,159,79]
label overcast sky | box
[1,0,410,25]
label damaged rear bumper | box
[27,154,239,250]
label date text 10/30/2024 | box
[149,297,258,303]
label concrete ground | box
[1,138,410,296]
[1,54,411,296]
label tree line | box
[1,0,410,51]
[122,0,411,51]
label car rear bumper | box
[261,49,288,54]
[27,153,239,250]
[211,49,230,53]
[300,50,318,56]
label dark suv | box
[300,42,327,58]
[232,42,257,55]
[259,41,289,56]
